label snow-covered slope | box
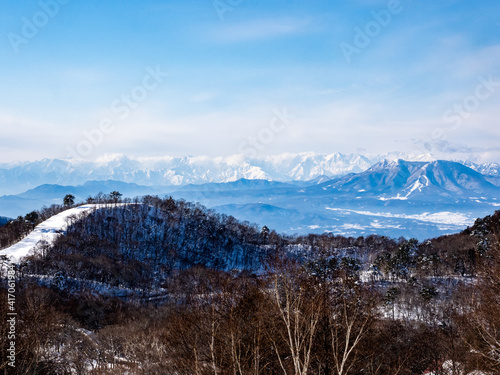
[0,204,128,262]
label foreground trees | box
[456,220,500,372]
[2,196,500,374]
[0,263,492,374]
[0,259,378,374]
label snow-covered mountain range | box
[1,153,367,195]
[169,159,500,239]
[1,155,499,240]
[1,152,497,196]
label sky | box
[0,0,499,163]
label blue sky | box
[0,0,499,162]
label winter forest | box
[1,194,500,374]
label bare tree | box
[268,260,323,375]
[329,281,375,375]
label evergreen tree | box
[110,191,123,203]
[63,194,75,207]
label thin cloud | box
[190,92,220,103]
[209,17,311,43]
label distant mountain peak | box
[323,159,497,200]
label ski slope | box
[0,204,127,263]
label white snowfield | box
[0,204,129,263]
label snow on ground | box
[424,360,487,375]
[325,207,473,227]
[0,204,130,263]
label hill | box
[0,180,166,218]
[18,197,266,290]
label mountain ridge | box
[0,152,450,195]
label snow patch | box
[0,204,132,263]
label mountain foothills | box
[1,195,500,374]
[1,154,499,239]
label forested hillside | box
[1,195,499,374]
[23,196,266,291]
